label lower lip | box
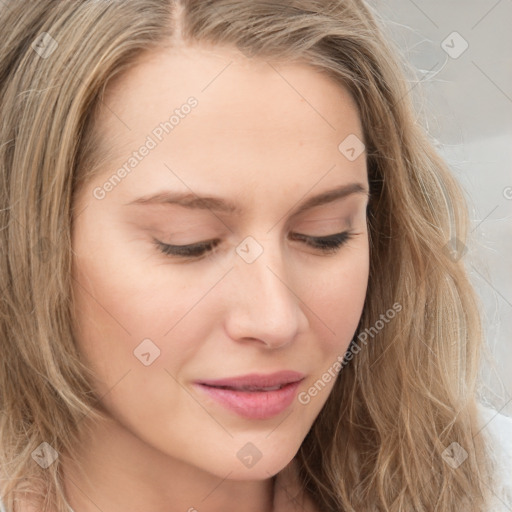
[195,381,302,420]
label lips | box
[195,371,305,420]
[206,383,285,391]
[196,370,305,391]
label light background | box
[369,0,512,415]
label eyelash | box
[154,231,355,259]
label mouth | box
[194,371,305,420]
[201,383,292,392]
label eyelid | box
[153,230,356,260]
[153,238,220,258]
[289,231,354,253]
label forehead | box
[100,43,363,141]
[91,44,367,205]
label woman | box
[0,1,510,511]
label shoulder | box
[476,402,512,511]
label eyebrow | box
[126,182,369,217]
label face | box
[71,43,370,480]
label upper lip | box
[196,371,305,390]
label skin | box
[65,43,370,512]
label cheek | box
[70,252,208,442]
[292,248,369,409]
[306,242,369,344]
[70,232,210,391]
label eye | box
[289,231,355,254]
[153,231,355,259]
[153,238,220,259]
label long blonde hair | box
[0,1,496,510]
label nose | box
[223,239,309,349]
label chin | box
[218,437,301,481]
